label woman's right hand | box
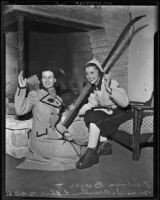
[18,71,26,87]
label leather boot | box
[76,148,99,169]
[97,141,112,156]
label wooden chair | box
[112,92,154,161]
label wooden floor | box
[4,141,154,198]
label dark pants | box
[84,106,133,137]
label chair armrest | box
[132,105,154,112]
[131,105,153,137]
[130,101,145,106]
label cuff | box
[18,84,26,89]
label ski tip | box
[137,15,146,19]
[133,15,146,23]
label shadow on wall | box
[6,82,17,102]
[107,24,149,73]
[128,6,157,102]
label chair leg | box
[133,141,140,160]
[132,109,142,161]
[133,125,140,161]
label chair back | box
[144,92,154,106]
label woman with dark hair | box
[76,58,131,169]
[14,66,88,171]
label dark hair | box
[38,66,58,80]
[85,63,103,78]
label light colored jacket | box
[15,87,63,139]
[79,77,129,115]
[14,87,88,171]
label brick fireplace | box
[3,5,130,104]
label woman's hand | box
[18,71,26,87]
[64,132,72,141]
[104,74,112,94]
[68,103,75,110]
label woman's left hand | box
[104,74,112,94]
[68,104,75,110]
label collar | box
[41,86,49,93]
[93,77,102,91]
[41,86,56,94]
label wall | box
[89,6,130,93]
[128,6,158,101]
[6,32,18,102]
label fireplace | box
[4,5,104,105]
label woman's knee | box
[84,110,97,124]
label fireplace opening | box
[25,19,94,96]
[5,11,103,112]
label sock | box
[100,136,108,142]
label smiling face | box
[85,65,100,85]
[41,71,56,89]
